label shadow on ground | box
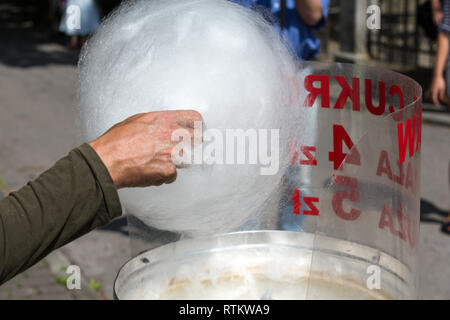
[99,216,129,236]
[420,198,448,224]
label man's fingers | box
[169,127,196,152]
[174,110,203,129]
[145,162,177,186]
[173,126,195,138]
[99,109,204,188]
[164,165,178,184]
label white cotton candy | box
[77,0,298,236]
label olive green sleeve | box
[0,143,122,284]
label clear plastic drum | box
[115,62,422,300]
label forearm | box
[294,0,323,26]
[0,144,122,284]
[434,32,450,78]
[0,109,202,284]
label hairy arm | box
[0,110,202,284]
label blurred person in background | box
[428,0,450,234]
[59,0,100,49]
[233,0,329,60]
[429,0,450,111]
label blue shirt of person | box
[232,0,330,60]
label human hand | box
[88,110,202,189]
[430,75,446,106]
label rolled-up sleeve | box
[0,143,122,284]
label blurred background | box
[0,0,448,299]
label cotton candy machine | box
[75,0,422,300]
[113,62,422,300]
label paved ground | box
[0,0,449,300]
[0,259,74,300]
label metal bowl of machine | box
[114,230,413,300]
